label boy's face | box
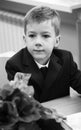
[24,20,59,65]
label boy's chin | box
[34,58,48,65]
[33,55,46,60]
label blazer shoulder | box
[7,47,27,63]
[53,48,72,59]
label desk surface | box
[7,0,81,13]
[0,51,15,58]
[42,96,81,116]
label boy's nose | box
[35,37,42,47]
[35,43,42,47]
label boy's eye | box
[42,35,50,38]
[28,34,36,38]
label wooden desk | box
[42,96,81,116]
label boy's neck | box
[35,60,50,68]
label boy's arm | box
[69,52,81,93]
[5,60,17,81]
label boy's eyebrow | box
[28,31,51,34]
[42,31,51,34]
[41,32,52,35]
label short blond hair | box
[24,6,61,36]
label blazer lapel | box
[30,67,44,88]
[45,54,62,87]
[22,48,43,88]
[40,53,62,101]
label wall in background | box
[60,22,79,67]
[0,10,24,53]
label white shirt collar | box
[35,60,49,69]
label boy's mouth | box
[33,50,44,52]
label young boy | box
[5,6,81,103]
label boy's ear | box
[55,35,61,48]
[23,35,26,42]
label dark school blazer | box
[5,47,81,103]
